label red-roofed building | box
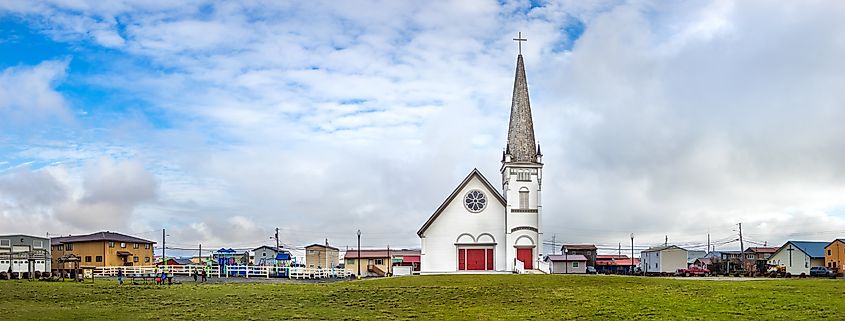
[595,255,640,274]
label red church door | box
[466,249,486,270]
[458,248,494,270]
[516,248,533,269]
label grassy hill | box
[1,275,843,320]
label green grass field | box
[1,275,843,320]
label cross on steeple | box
[513,32,527,55]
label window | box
[133,243,139,249]
[746,254,754,259]
[519,188,529,209]
[85,256,92,262]
[133,256,139,263]
[33,240,43,248]
[464,190,487,213]
[805,262,809,268]
[517,170,531,181]
[144,244,150,249]
[0,239,9,247]
[347,259,355,264]
[120,242,126,248]
[572,262,579,268]
[145,257,150,263]
[95,256,103,262]
[828,250,832,256]
[375,259,384,265]
[65,243,73,251]
[262,252,267,257]
[108,242,115,248]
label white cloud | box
[0,60,70,123]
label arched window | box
[519,187,529,209]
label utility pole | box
[630,233,635,275]
[664,235,668,246]
[387,244,391,277]
[162,229,167,271]
[357,230,361,277]
[275,228,280,250]
[325,238,329,272]
[552,234,556,255]
[738,223,744,271]
[199,243,202,265]
[618,242,621,257]
[707,233,711,253]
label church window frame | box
[519,187,529,209]
[464,189,487,213]
[516,169,531,182]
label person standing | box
[117,268,124,285]
[192,269,198,282]
[201,268,207,283]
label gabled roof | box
[253,245,281,252]
[744,247,778,253]
[305,244,339,251]
[417,169,506,237]
[545,255,588,262]
[51,231,155,245]
[825,239,845,249]
[774,241,828,258]
[642,245,686,252]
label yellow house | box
[825,239,845,273]
[305,244,339,268]
[51,231,156,269]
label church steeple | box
[505,53,538,163]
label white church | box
[418,49,544,273]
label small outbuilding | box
[545,255,588,274]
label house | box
[640,245,687,274]
[594,255,639,274]
[743,247,778,272]
[0,234,51,274]
[51,231,155,269]
[305,244,340,268]
[253,245,292,266]
[545,255,588,274]
[687,250,707,265]
[824,239,845,274]
[707,251,743,273]
[693,257,720,271]
[418,52,544,274]
[768,241,827,275]
[344,249,421,277]
[561,244,597,267]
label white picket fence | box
[93,265,353,279]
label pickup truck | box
[675,267,711,277]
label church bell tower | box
[501,40,543,271]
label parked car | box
[809,267,835,277]
[675,267,711,277]
[586,266,597,274]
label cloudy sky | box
[2,0,845,256]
